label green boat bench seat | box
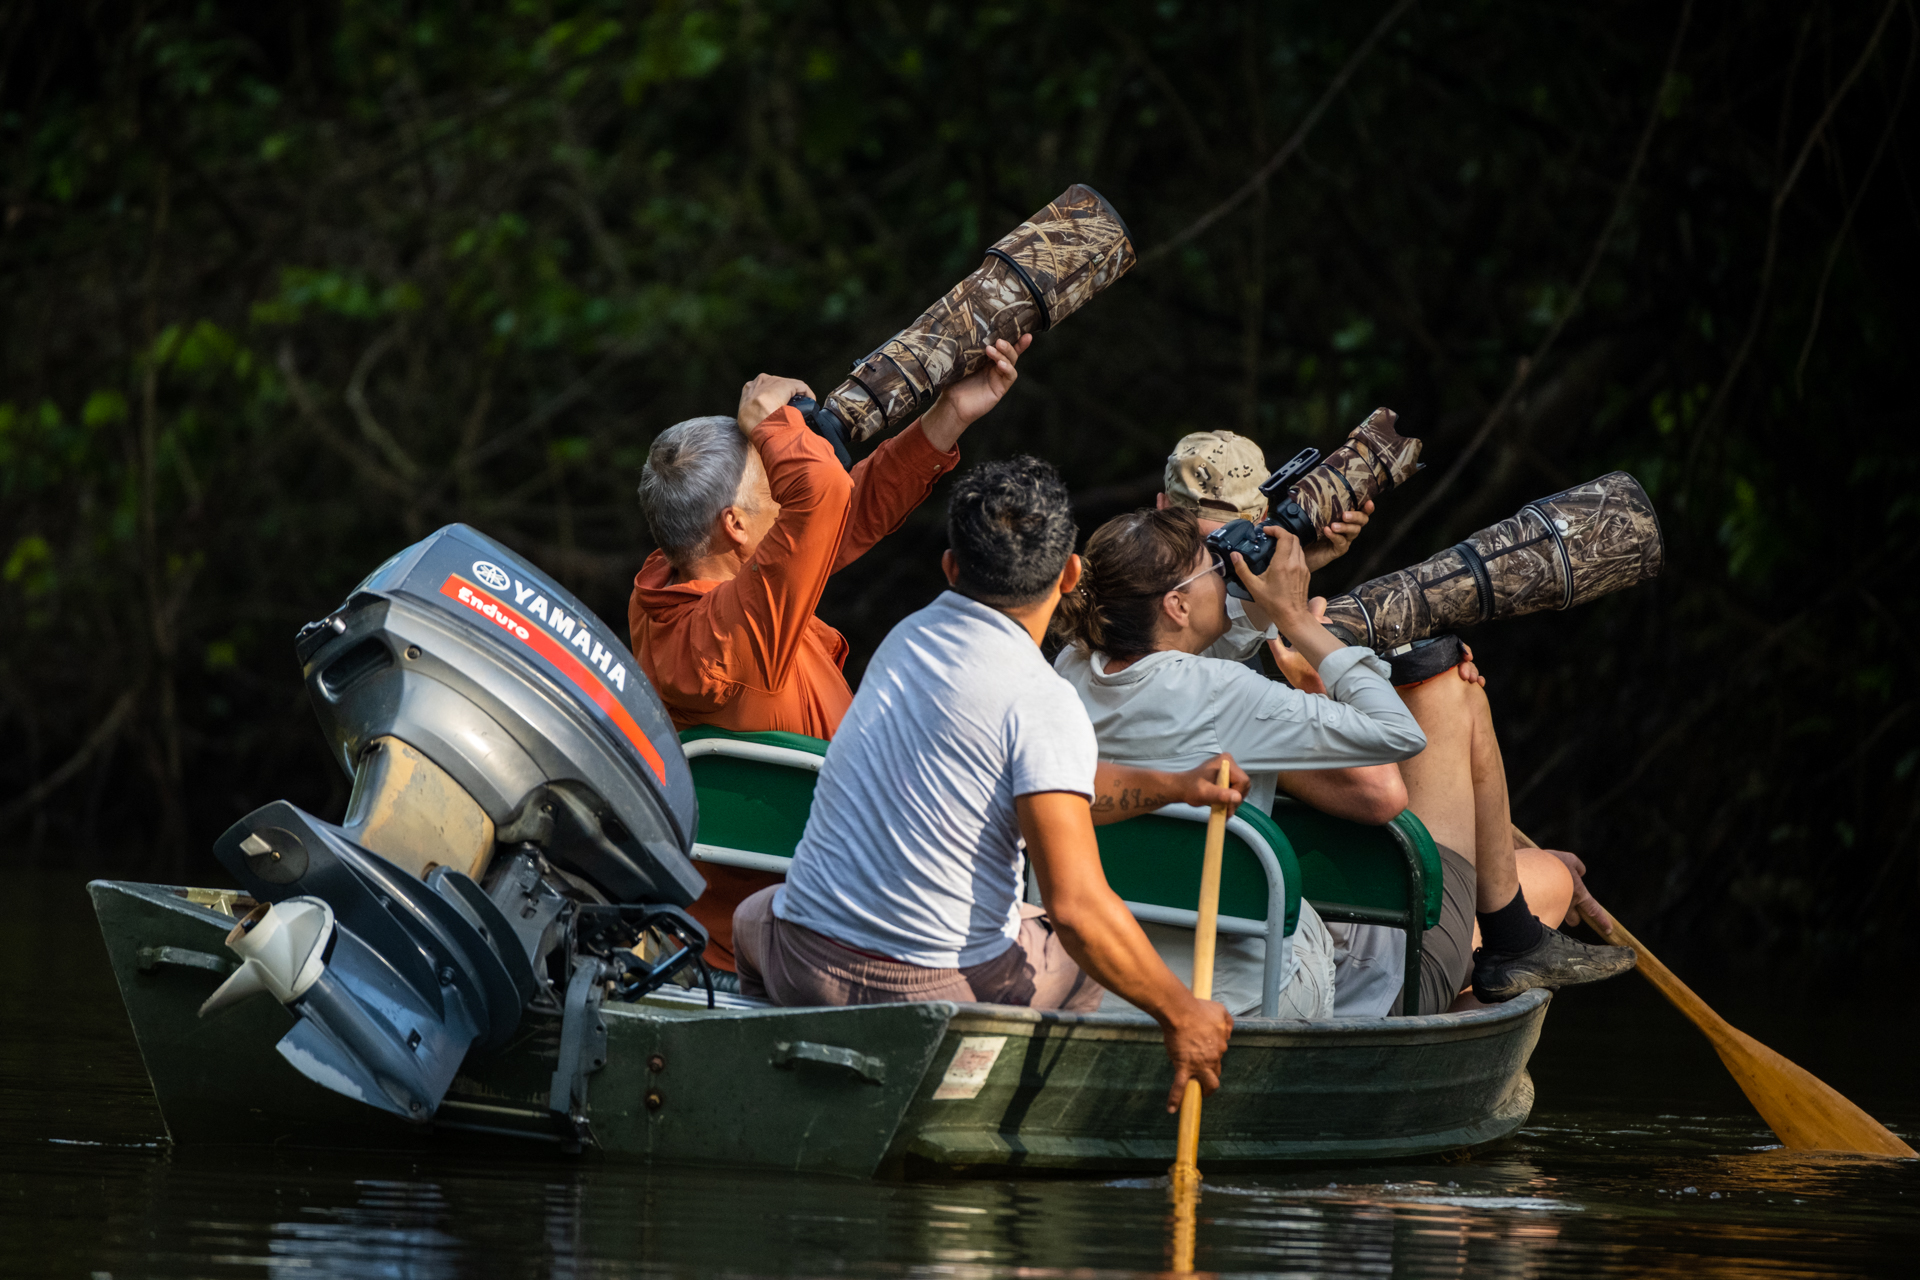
[678,726,1448,1015]
[1269,797,1444,1014]
[1091,803,1302,1016]
[680,726,829,873]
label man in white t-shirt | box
[734,457,1241,1109]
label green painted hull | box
[91,879,1548,1178]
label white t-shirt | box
[776,592,1099,968]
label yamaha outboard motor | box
[195,525,709,1142]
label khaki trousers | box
[733,886,1105,1011]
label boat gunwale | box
[624,985,1550,1049]
[94,881,1550,1050]
[941,989,1550,1046]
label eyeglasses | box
[1167,556,1227,593]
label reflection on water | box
[2,875,1915,1278]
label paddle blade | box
[1577,905,1915,1158]
[1709,1022,1916,1157]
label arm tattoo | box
[1091,786,1175,814]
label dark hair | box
[946,456,1079,606]
[1051,507,1205,659]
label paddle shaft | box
[1514,826,1911,1156]
[1171,761,1232,1191]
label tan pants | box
[733,886,1105,1011]
[1099,897,1338,1020]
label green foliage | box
[0,0,1914,966]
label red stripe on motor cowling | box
[439,574,667,784]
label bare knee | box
[1399,670,1481,753]
[1515,848,1574,928]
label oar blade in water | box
[1578,906,1915,1158]
[1709,1021,1916,1157]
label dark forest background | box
[1,0,1914,972]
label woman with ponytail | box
[1052,508,1429,1019]
[1055,505,1631,1019]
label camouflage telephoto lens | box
[1265,408,1424,542]
[1321,471,1664,650]
[819,185,1137,444]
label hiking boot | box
[1472,927,1635,1003]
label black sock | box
[1477,887,1545,955]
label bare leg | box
[1395,675,1520,913]
[1400,669,1634,1001]
[1463,848,1576,952]
[1516,847,1574,929]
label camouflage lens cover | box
[1287,408,1424,537]
[1321,471,1663,650]
[823,184,1136,441]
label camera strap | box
[1385,634,1466,687]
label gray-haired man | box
[628,337,1029,970]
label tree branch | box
[1139,0,1419,265]
[1349,0,1694,580]
[1685,0,1901,479]
[345,327,421,480]
[279,341,419,502]
[0,689,137,822]
[1795,6,1917,393]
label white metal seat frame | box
[679,736,821,876]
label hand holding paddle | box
[1168,758,1234,1271]
[1170,759,1233,1199]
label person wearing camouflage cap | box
[1158,429,1376,667]
[1162,430,1273,523]
[1068,428,1632,1014]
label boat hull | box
[91,879,1547,1177]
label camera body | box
[787,393,853,469]
[1203,518,1276,601]
[1256,446,1323,542]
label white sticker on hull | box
[933,1035,1008,1100]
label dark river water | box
[4,873,1915,1278]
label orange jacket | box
[628,406,958,738]
[629,407,957,972]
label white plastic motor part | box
[198,896,335,1018]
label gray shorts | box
[1399,842,1476,1016]
[733,885,1106,1011]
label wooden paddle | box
[1515,828,1913,1157]
[1169,760,1232,1270]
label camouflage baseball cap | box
[1164,430,1270,522]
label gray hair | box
[637,415,752,563]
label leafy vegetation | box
[2,1,1914,968]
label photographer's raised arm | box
[1229,529,1348,672]
[831,335,1031,572]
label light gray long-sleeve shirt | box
[1053,643,1427,815]
[1200,596,1274,663]
[1056,640,1429,1020]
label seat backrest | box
[1094,805,1302,937]
[1273,799,1443,930]
[1094,804,1302,1018]
[678,727,828,868]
